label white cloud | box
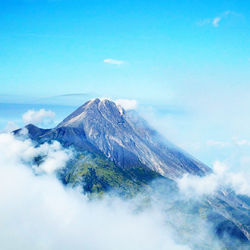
[206,140,231,147]
[32,141,73,174]
[1,132,247,249]
[1,121,19,133]
[177,173,219,197]
[198,10,239,28]
[177,160,250,197]
[212,17,221,27]
[115,99,138,110]
[206,138,250,147]
[104,58,125,65]
[0,132,191,250]
[0,133,72,175]
[234,139,250,146]
[22,109,56,126]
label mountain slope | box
[59,151,167,197]
[21,98,211,180]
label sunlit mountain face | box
[9,98,250,249]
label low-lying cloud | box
[177,161,250,197]
[0,133,72,174]
[0,132,249,249]
[2,121,19,133]
[0,132,190,250]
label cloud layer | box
[177,161,250,197]
[0,132,248,249]
[0,132,191,250]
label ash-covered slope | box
[23,98,210,179]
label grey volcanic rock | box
[57,98,210,178]
[21,98,210,179]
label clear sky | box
[0,0,250,168]
[1,0,249,98]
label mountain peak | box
[53,98,210,178]
[57,98,125,129]
[20,98,211,179]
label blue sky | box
[0,0,250,168]
[1,0,249,98]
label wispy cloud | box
[104,58,125,65]
[212,17,221,27]
[197,11,240,28]
[206,140,231,147]
[206,138,250,147]
[1,121,19,133]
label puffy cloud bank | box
[0,132,249,249]
[177,161,250,197]
[0,133,71,175]
[0,133,190,250]
[22,109,56,126]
